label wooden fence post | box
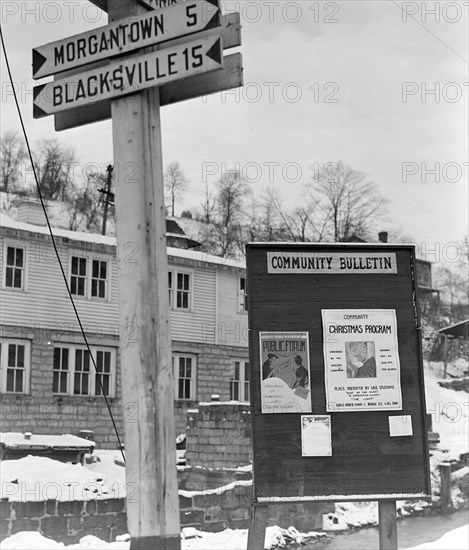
[378,500,397,550]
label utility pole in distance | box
[109,1,180,548]
[100,164,113,236]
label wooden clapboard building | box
[0,203,248,447]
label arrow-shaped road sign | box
[33,35,223,118]
[33,0,220,79]
[54,52,243,131]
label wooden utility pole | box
[109,0,180,547]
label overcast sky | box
[1,0,468,259]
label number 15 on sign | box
[33,35,223,118]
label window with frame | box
[239,276,248,312]
[70,256,87,296]
[0,340,30,394]
[91,260,107,298]
[168,270,192,310]
[52,345,116,397]
[5,246,25,290]
[230,359,250,402]
[70,256,109,300]
[173,353,196,400]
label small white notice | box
[389,415,413,437]
[301,415,332,457]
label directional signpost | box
[33,35,223,117]
[31,0,243,548]
[53,12,242,131]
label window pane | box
[72,257,78,273]
[5,267,13,287]
[100,262,107,279]
[234,362,240,379]
[77,278,85,296]
[8,345,16,367]
[83,351,90,371]
[13,269,22,288]
[7,247,15,265]
[7,370,14,392]
[74,373,80,394]
[79,258,86,276]
[16,248,24,267]
[104,352,111,372]
[15,369,23,392]
[62,348,69,368]
[17,345,24,368]
[60,372,67,394]
[92,260,99,278]
[244,362,250,379]
[53,371,60,394]
[53,348,60,368]
[178,378,184,399]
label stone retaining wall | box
[1,484,331,544]
[185,402,252,468]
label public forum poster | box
[260,331,312,414]
[321,310,402,411]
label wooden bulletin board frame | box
[247,243,431,503]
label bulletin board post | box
[246,243,431,550]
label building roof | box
[0,215,245,270]
[438,319,469,338]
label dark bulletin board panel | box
[246,243,431,503]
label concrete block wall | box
[1,488,332,543]
[185,402,252,469]
[0,499,127,545]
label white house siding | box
[216,268,249,349]
[1,232,119,337]
[168,261,216,344]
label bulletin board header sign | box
[247,243,430,503]
[267,251,397,274]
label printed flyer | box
[301,415,332,457]
[321,309,402,411]
[260,331,311,414]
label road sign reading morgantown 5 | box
[33,35,223,118]
[33,0,221,79]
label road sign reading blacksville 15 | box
[32,0,221,79]
[33,35,223,118]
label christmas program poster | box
[321,310,402,412]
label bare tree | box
[33,139,77,201]
[67,171,106,232]
[309,161,390,242]
[0,131,27,194]
[201,182,216,224]
[164,161,188,217]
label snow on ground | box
[1,455,127,502]
[405,524,469,549]
[2,524,469,550]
